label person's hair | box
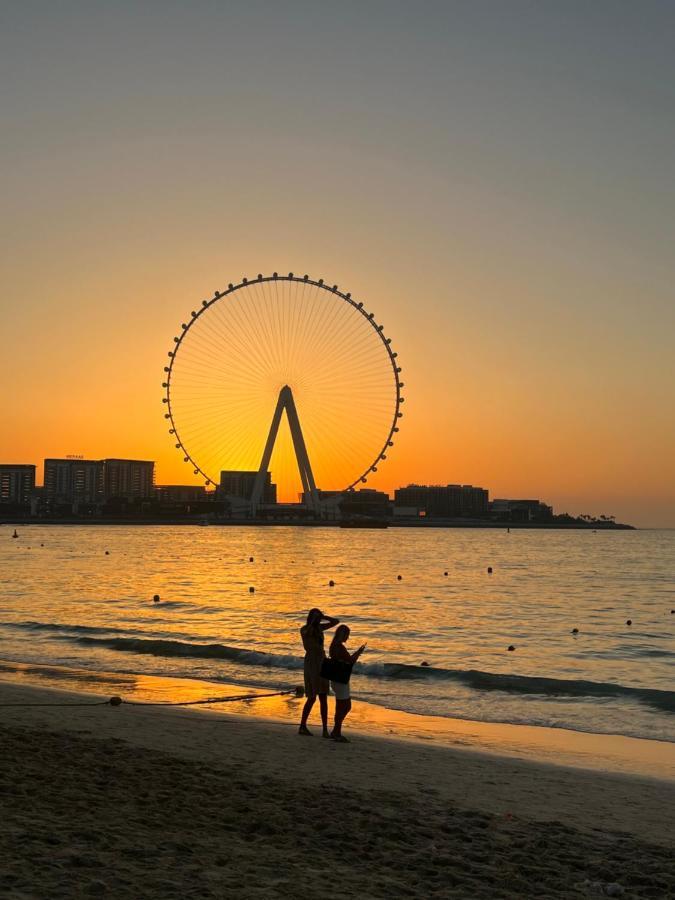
[330,624,350,653]
[306,608,322,626]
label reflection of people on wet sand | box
[329,624,366,743]
[298,608,339,737]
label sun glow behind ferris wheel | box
[162,273,403,508]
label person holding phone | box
[328,624,366,743]
[298,608,339,737]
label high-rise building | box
[219,470,276,504]
[43,458,104,504]
[0,464,36,504]
[43,458,155,504]
[102,459,154,500]
[394,483,489,518]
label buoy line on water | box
[0,686,304,709]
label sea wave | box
[0,620,131,636]
[73,635,303,671]
[61,633,675,715]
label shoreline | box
[2,660,674,782]
[1,679,674,898]
[1,518,635,529]
[1,679,674,839]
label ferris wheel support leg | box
[250,385,320,517]
[250,391,286,516]
[284,387,320,517]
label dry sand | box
[1,681,674,899]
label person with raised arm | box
[328,624,366,743]
[298,608,339,737]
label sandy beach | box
[1,681,674,899]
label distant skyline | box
[2,2,674,526]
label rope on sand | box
[0,686,304,709]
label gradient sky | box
[2,1,674,526]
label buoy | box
[105,551,110,555]
[626,619,632,626]
[507,645,515,652]
[12,530,18,539]
[397,575,402,581]
[420,661,430,667]
[487,566,493,574]
[109,696,123,707]
[249,586,255,594]
[249,557,254,562]
[444,571,448,577]
[153,594,160,603]
[329,580,335,587]
[572,628,579,634]
[40,543,44,547]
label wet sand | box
[1,681,674,899]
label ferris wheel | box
[162,273,403,511]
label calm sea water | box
[1,525,673,742]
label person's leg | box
[332,699,350,738]
[341,699,352,732]
[318,693,330,736]
[299,693,316,733]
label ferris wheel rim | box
[162,273,403,493]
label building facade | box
[490,499,553,522]
[394,483,489,518]
[340,488,391,519]
[155,485,207,504]
[0,464,36,504]
[219,470,276,504]
[102,459,154,500]
[43,458,155,505]
[43,458,104,505]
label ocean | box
[1,524,673,743]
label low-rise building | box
[155,485,207,504]
[219,470,276,504]
[490,499,553,522]
[394,483,489,518]
[340,488,391,519]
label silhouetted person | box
[329,624,366,743]
[298,608,339,737]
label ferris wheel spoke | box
[176,326,270,384]
[244,281,282,374]
[211,290,275,381]
[185,299,260,371]
[208,297,274,383]
[249,281,284,375]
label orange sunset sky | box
[2,3,674,526]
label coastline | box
[1,518,635,528]
[2,660,674,781]
[1,679,674,898]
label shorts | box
[331,680,351,701]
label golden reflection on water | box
[1,525,674,748]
